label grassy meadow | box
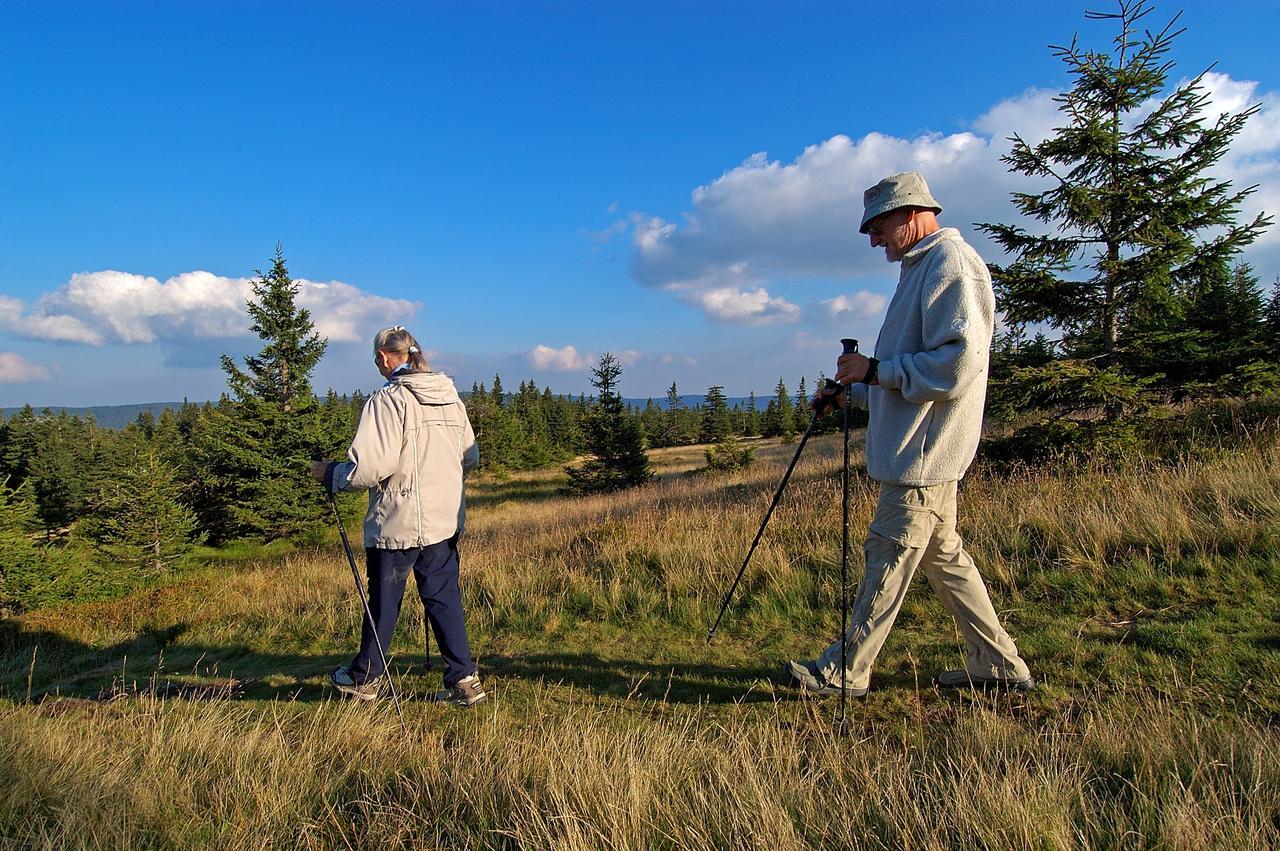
[1,430,1277,849]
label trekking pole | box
[707,375,842,643]
[838,337,858,729]
[326,491,408,733]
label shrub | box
[704,438,755,472]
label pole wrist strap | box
[860,358,879,385]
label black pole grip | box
[841,338,859,355]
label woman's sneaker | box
[433,674,487,707]
[330,665,382,701]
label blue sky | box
[2,1,1278,407]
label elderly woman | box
[310,325,485,706]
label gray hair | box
[373,325,429,371]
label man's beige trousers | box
[817,480,1030,688]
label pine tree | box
[1264,279,1280,358]
[743,391,761,437]
[763,378,796,439]
[0,476,44,614]
[700,386,732,444]
[0,405,38,487]
[795,376,807,412]
[1180,262,1267,385]
[978,0,1271,428]
[83,448,204,575]
[564,353,653,493]
[543,386,582,458]
[512,379,554,468]
[193,245,333,541]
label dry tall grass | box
[1,433,1277,849]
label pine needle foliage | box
[193,246,335,542]
[978,0,1272,438]
[82,450,204,576]
[564,353,653,494]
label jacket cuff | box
[876,356,902,390]
[323,462,340,493]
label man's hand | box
[836,352,878,385]
[309,460,329,482]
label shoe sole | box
[782,662,867,698]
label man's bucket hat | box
[859,172,943,234]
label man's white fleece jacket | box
[847,227,993,486]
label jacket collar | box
[901,227,959,268]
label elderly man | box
[787,171,1034,696]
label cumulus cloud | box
[821,291,887,324]
[623,72,1279,319]
[629,132,992,293]
[680,286,801,325]
[527,344,594,371]
[0,270,419,347]
[525,345,643,371]
[1196,72,1280,247]
[0,352,51,383]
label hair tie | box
[408,346,418,354]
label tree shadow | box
[0,620,785,707]
[482,651,785,705]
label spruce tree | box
[83,448,203,575]
[1180,262,1267,385]
[1264,280,1280,358]
[0,477,44,614]
[978,0,1271,430]
[193,245,333,541]
[795,376,807,412]
[743,391,761,437]
[564,353,652,493]
[700,386,733,444]
[0,405,38,487]
[763,378,796,439]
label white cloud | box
[1197,72,1280,248]
[0,270,419,346]
[681,287,801,325]
[972,86,1062,151]
[0,352,51,384]
[0,297,21,326]
[629,132,993,294]
[625,72,1280,315]
[821,291,887,324]
[524,345,643,371]
[526,344,594,371]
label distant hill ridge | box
[1,403,191,430]
[3,394,776,430]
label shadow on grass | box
[483,652,783,705]
[0,621,784,707]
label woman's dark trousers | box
[348,535,476,688]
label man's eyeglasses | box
[866,208,912,238]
